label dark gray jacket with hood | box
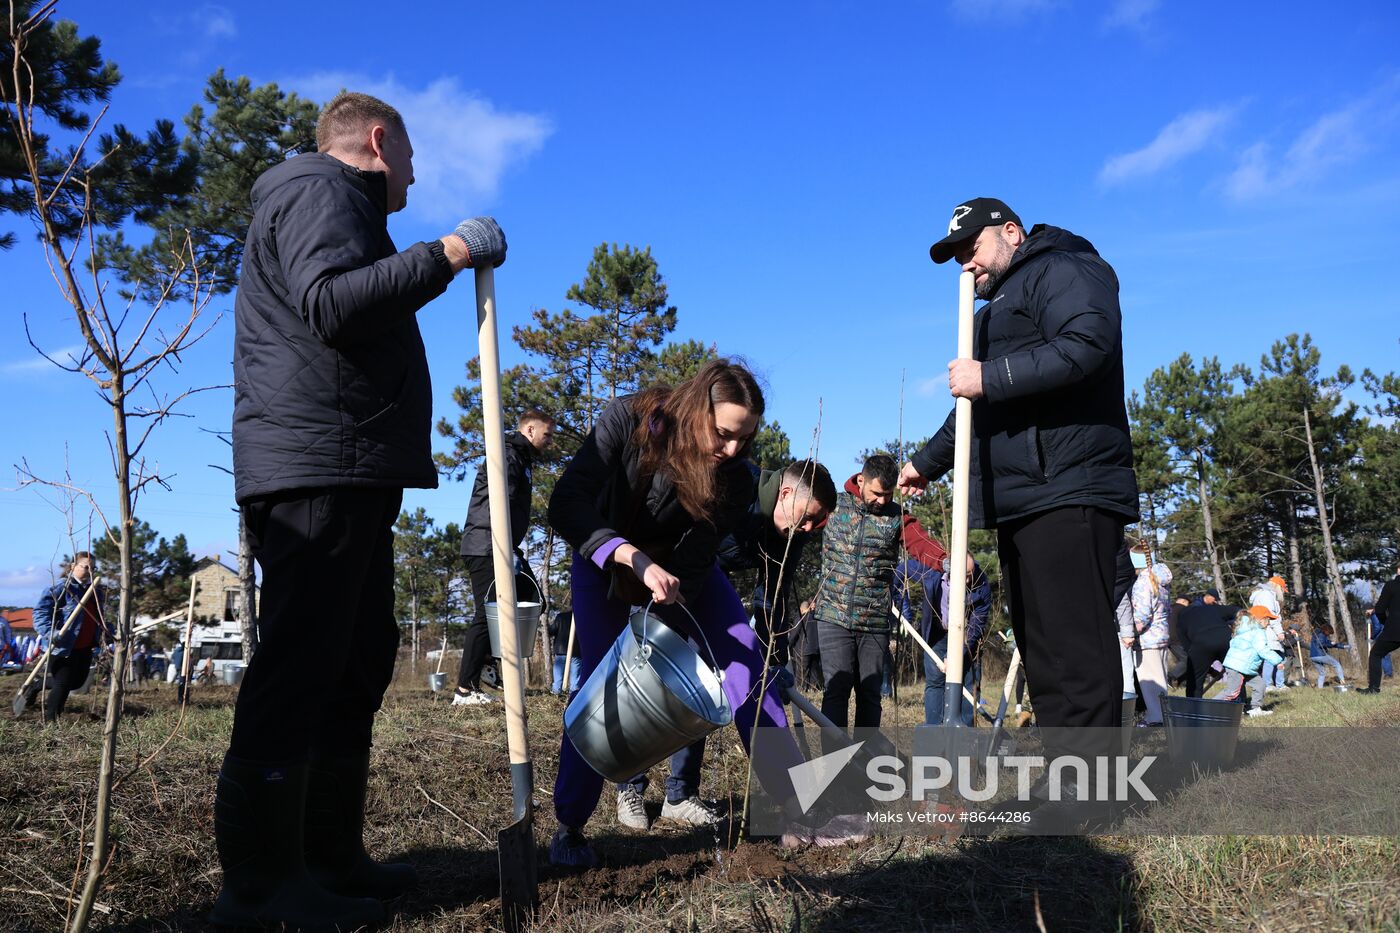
[232,152,455,502]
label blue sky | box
[3,0,1399,604]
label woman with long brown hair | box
[546,359,812,866]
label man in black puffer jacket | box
[900,198,1139,747]
[452,409,555,706]
[217,91,508,931]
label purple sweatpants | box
[554,555,802,829]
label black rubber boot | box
[306,751,418,900]
[210,755,384,931]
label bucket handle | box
[636,599,725,684]
[485,573,542,604]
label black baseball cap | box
[929,197,1023,264]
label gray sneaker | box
[616,787,650,830]
[660,796,720,826]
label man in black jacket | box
[218,91,507,930]
[1359,562,1400,694]
[899,198,1139,745]
[1177,589,1236,698]
[452,409,555,706]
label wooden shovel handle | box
[476,266,531,767]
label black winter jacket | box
[548,396,755,604]
[233,152,454,502]
[1376,575,1400,637]
[460,431,538,557]
[911,225,1139,528]
[716,465,813,665]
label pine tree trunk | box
[1283,502,1311,629]
[1196,449,1226,595]
[238,511,258,665]
[1303,408,1360,662]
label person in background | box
[1367,606,1393,679]
[19,552,109,722]
[813,454,946,745]
[1220,605,1284,717]
[1166,595,1191,688]
[1178,589,1237,699]
[1360,566,1399,694]
[1307,622,1348,689]
[549,607,581,698]
[1126,543,1172,726]
[895,552,990,726]
[1250,575,1289,690]
[452,409,556,707]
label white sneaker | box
[1246,707,1274,718]
[451,689,496,706]
[616,787,650,830]
[1264,686,1279,693]
[660,796,720,826]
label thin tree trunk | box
[1303,408,1360,662]
[238,511,258,666]
[72,383,133,932]
[410,572,420,676]
[1196,449,1226,595]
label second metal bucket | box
[1163,695,1243,770]
[564,603,732,782]
[485,575,543,659]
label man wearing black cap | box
[898,198,1139,739]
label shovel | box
[891,605,979,713]
[12,576,101,718]
[475,265,538,931]
[941,270,976,729]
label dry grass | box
[1,670,1398,932]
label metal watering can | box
[564,601,732,782]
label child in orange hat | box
[1219,605,1285,717]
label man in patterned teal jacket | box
[813,454,945,744]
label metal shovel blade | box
[499,761,539,933]
[12,687,30,719]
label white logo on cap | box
[990,211,1002,219]
[948,204,972,234]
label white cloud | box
[1,345,85,376]
[0,565,51,594]
[1225,97,1384,201]
[949,0,1055,22]
[1104,0,1159,32]
[201,6,237,39]
[1098,107,1236,186]
[289,73,553,223]
[916,375,949,398]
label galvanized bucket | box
[564,602,732,782]
[485,576,543,659]
[1163,695,1243,770]
[220,664,245,687]
[427,672,448,692]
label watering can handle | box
[640,599,726,682]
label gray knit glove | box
[453,216,507,268]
